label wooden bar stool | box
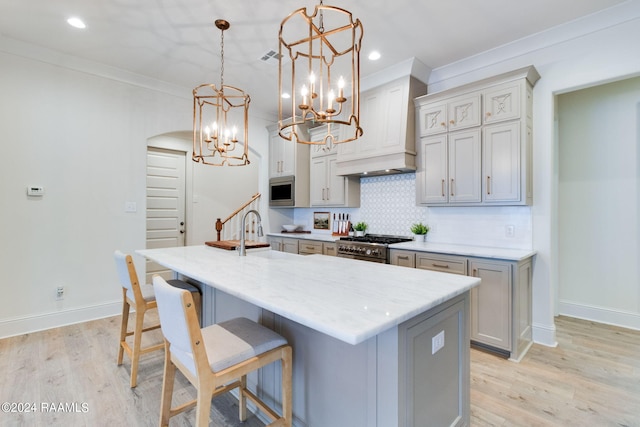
[114,250,201,388]
[152,275,293,427]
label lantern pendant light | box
[278,1,363,146]
[193,19,250,166]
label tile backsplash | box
[293,173,532,249]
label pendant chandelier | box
[193,19,250,166]
[278,1,363,146]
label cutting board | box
[205,240,271,251]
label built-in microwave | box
[269,176,295,207]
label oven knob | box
[372,249,379,256]
[365,249,372,255]
[349,247,355,253]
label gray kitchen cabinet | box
[416,252,467,275]
[390,248,533,361]
[309,125,360,207]
[417,129,481,205]
[269,236,300,254]
[469,260,512,352]
[298,240,323,255]
[398,294,469,426]
[415,66,539,206]
[267,123,310,179]
[323,242,337,256]
[390,249,416,268]
[417,92,481,136]
[267,236,283,252]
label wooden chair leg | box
[238,375,247,421]
[194,388,213,427]
[130,307,146,388]
[281,347,293,427]
[117,297,130,366]
[159,343,176,427]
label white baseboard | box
[532,321,558,348]
[559,300,640,331]
[0,301,121,339]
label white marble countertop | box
[137,245,480,345]
[389,241,536,261]
[267,232,340,242]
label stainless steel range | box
[337,235,413,263]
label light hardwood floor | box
[1,315,638,427]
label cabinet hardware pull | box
[486,112,492,117]
[326,188,330,200]
[399,256,409,260]
[322,188,325,200]
[449,120,455,125]
[451,178,454,197]
[441,179,445,197]
[486,176,491,195]
[432,263,450,268]
[440,122,446,127]
[473,268,477,276]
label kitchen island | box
[137,245,480,427]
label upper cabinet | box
[418,92,481,136]
[268,124,309,179]
[309,125,360,207]
[415,66,539,207]
[267,123,310,207]
[336,76,427,176]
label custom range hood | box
[335,59,430,177]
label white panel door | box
[146,148,186,283]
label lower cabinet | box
[268,236,337,257]
[267,236,299,254]
[390,248,533,361]
[298,240,323,255]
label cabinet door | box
[418,102,447,136]
[469,260,511,351]
[417,135,448,204]
[483,122,520,203]
[309,157,327,206]
[280,138,296,176]
[326,156,345,206]
[448,129,481,204]
[447,93,481,132]
[269,132,284,177]
[267,236,283,252]
[282,238,299,254]
[390,250,416,268]
[323,242,337,256]
[483,82,520,124]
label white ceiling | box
[0,0,627,117]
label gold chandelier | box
[193,19,250,166]
[278,1,363,146]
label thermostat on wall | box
[27,186,45,196]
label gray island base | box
[137,245,480,427]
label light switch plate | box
[432,330,445,354]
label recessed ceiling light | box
[67,17,86,29]
[368,51,381,61]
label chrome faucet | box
[239,209,264,256]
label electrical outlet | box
[432,330,445,354]
[505,225,515,238]
[56,286,65,300]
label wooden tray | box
[205,240,271,251]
